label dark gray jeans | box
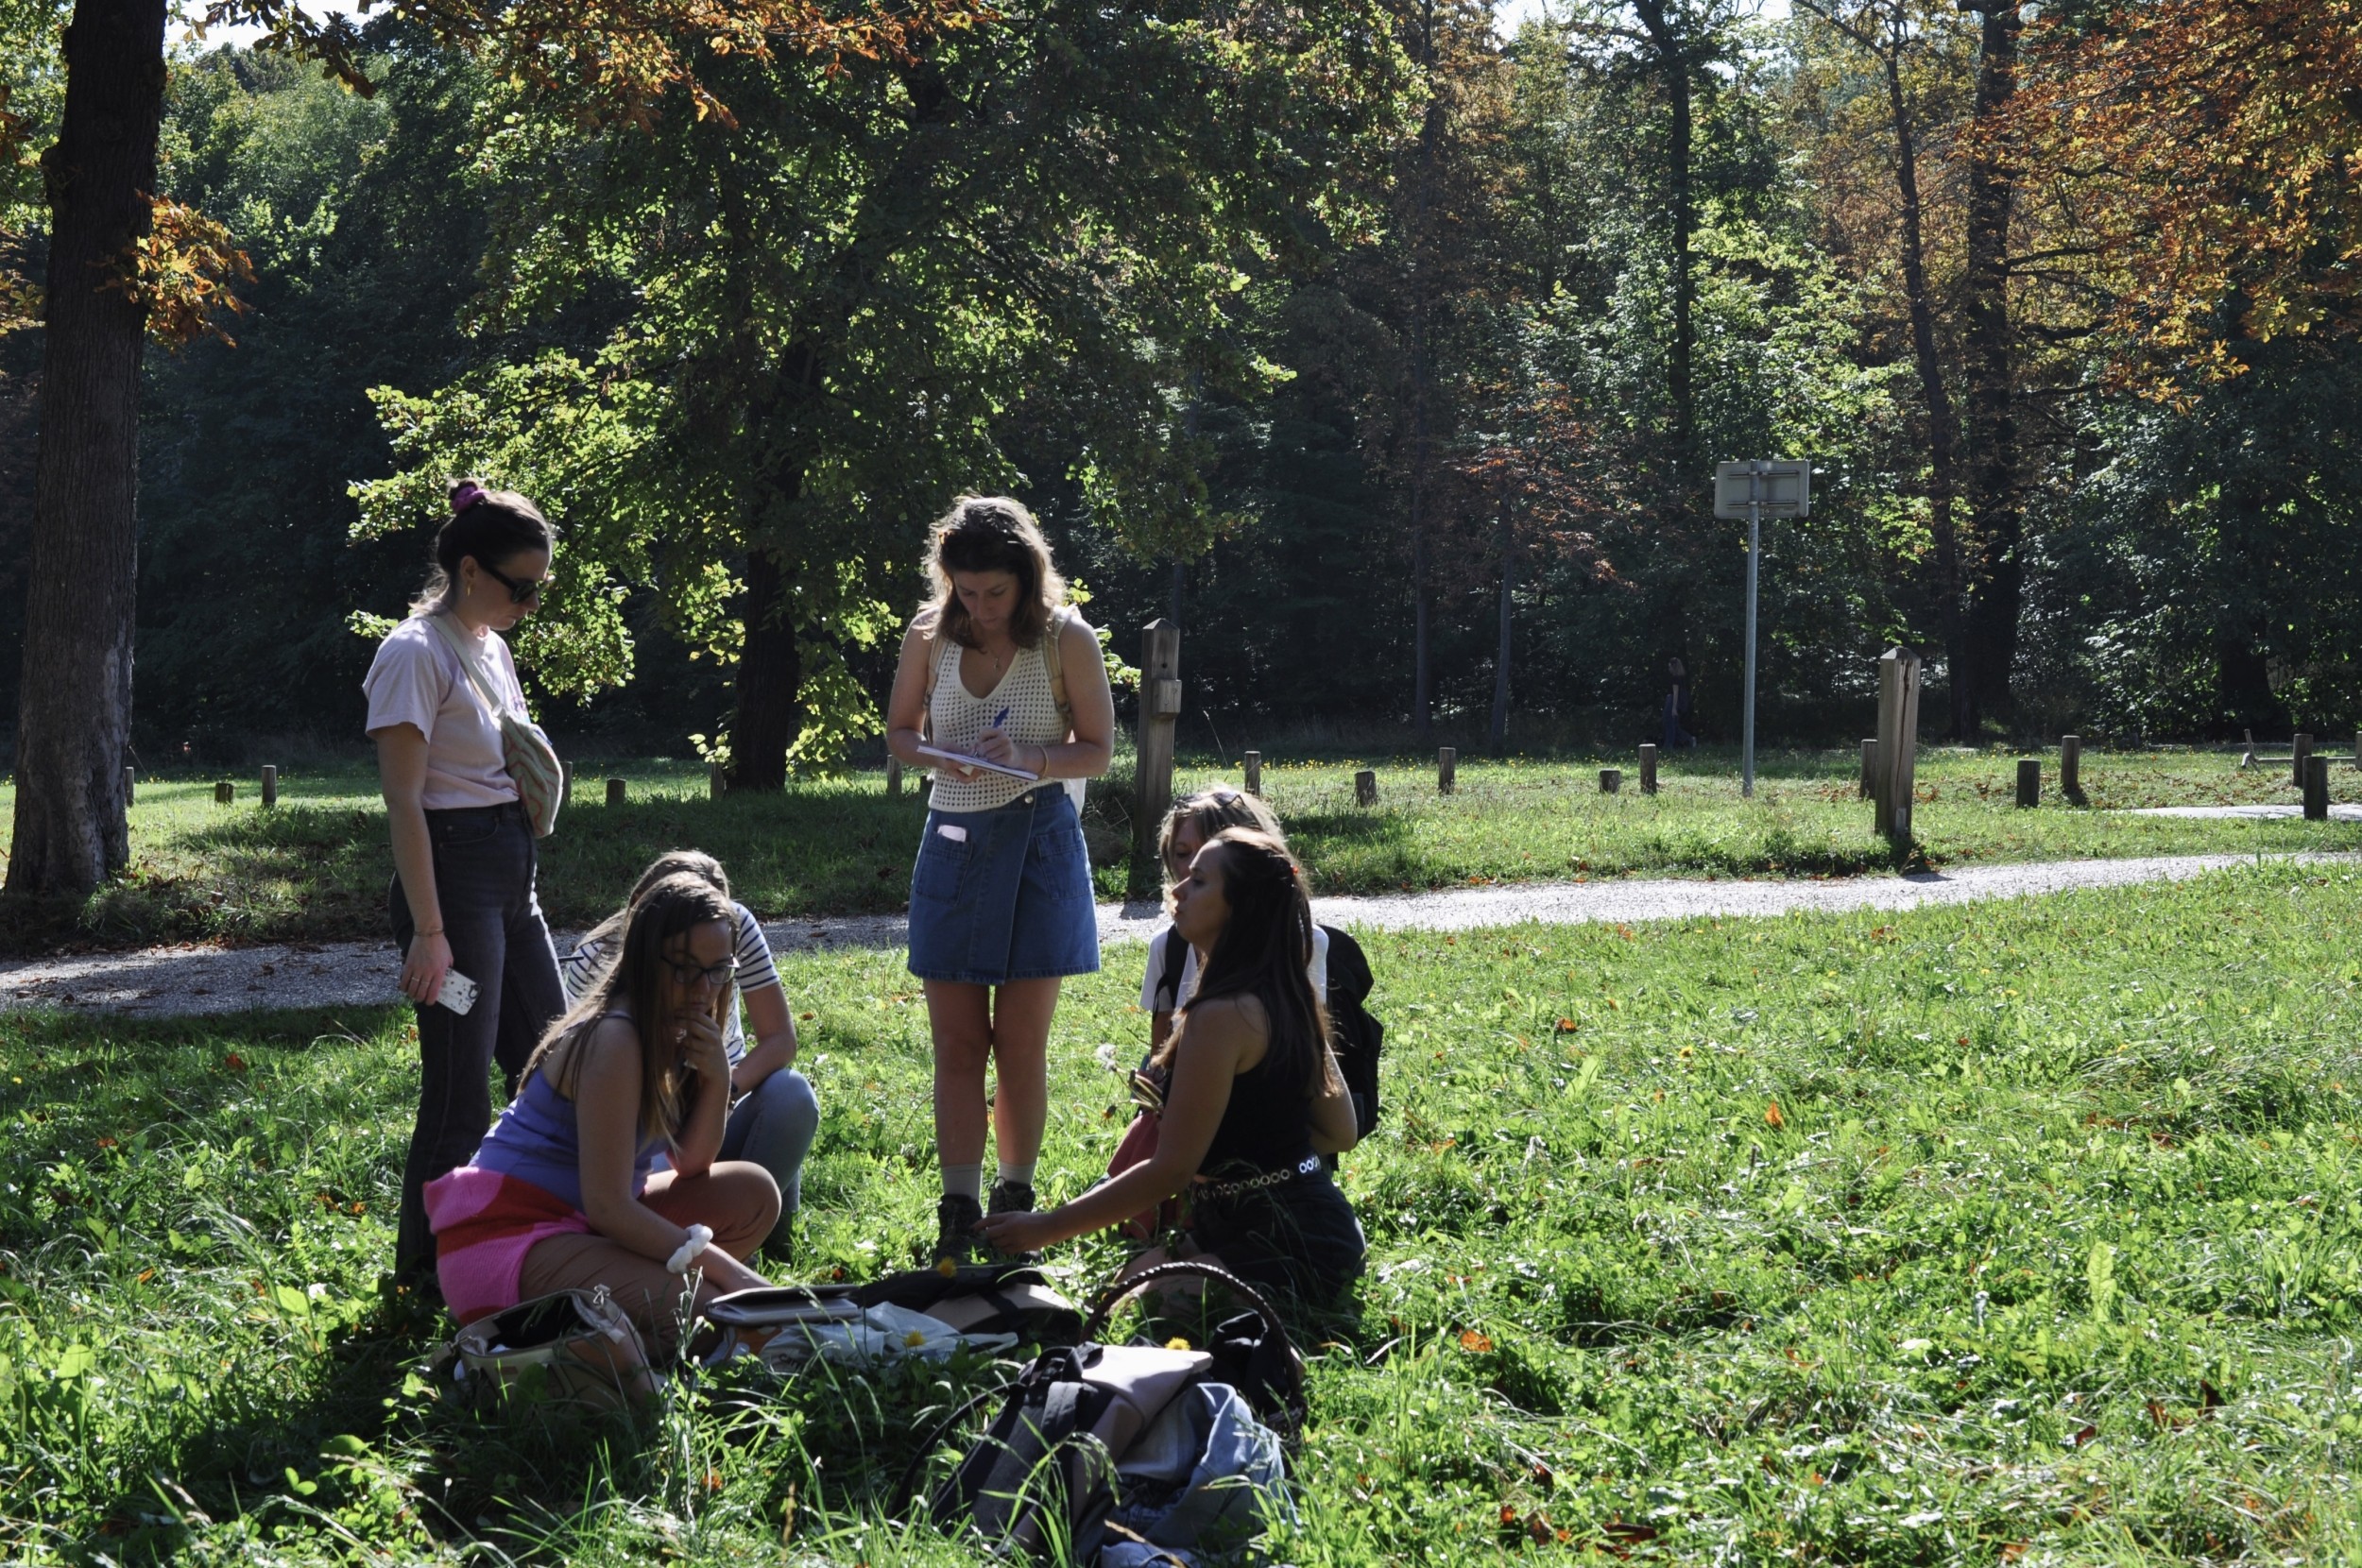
[389,801,563,1280]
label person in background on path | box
[559,851,813,1259]
[1143,788,1327,1048]
[883,495,1115,1266]
[979,828,1365,1312]
[426,874,777,1352]
[365,479,563,1289]
[1664,657,1698,750]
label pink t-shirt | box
[363,615,525,810]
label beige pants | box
[516,1163,778,1353]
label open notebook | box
[915,743,1040,782]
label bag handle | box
[1079,1260,1306,1441]
[427,612,513,721]
[1078,1259,1289,1349]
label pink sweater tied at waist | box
[423,1166,590,1324]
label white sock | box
[941,1163,983,1203]
[996,1159,1037,1188]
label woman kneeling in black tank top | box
[976,829,1366,1309]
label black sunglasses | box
[477,557,547,605]
[663,956,735,989]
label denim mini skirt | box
[906,786,1101,985]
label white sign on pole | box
[1714,460,1810,520]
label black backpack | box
[1150,924,1385,1140]
[906,1261,1303,1562]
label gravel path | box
[5,849,2349,1019]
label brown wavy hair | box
[1157,828,1340,1101]
[524,873,735,1146]
[918,494,1065,650]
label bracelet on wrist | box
[415,926,444,939]
[666,1223,714,1275]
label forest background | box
[1,0,2357,788]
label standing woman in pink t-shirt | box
[362,481,564,1289]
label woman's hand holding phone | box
[401,929,453,1005]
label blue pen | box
[990,707,1010,731]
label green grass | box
[5,745,2359,953]
[4,863,2360,1561]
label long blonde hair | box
[918,495,1065,650]
[524,874,734,1145]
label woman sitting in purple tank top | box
[425,874,778,1351]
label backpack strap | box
[1151,927,1190,1014]
[1043,605,1075,737]
[427,612,515,720]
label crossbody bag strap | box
[426,613,513,721]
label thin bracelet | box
[414,926,444,938]
[666,1223,714,1275]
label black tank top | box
[1198,1037,1316,1180]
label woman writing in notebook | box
[883,496,1116,1265]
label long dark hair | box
[410,477,553,617]
[523,873,734,1145]
[1165,828,1339,1100]
[918,494,1064,650]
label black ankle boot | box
[933,1193,984,1268]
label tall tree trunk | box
[1634,1,1694,460]
[1407,0,1441,739]
[1488,489,1514,755]
[730,544,802,792]
[1962,3,2021,731]
[8,0,167,899]
[1878,15,1971,741]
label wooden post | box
[2061,735,2082,802]
[123,765,135,806]
[261,765,278,808]
[1859,739,1877,800]
[1437,746,1457,795]
[2292,732,2313,789]
[606,777,626,807]
[709,762,727,800]
[561,760,574,802]
[214,780,234,805]
[1131,620,1183,871]
[1872,648,1923,843]
[2305,755,2330,820]
[1354,769,1378,806]
[1242,751,1261,795]
[1600,767,1621,794]
[886,756,903,798]
[1638,742,1658,795]
[2353,729,2361,771]
[2015,758,2040,809]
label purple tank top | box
[472,1035,664,1212]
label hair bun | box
[448,479,488,514]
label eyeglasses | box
[477,557,547,606]
[664,956,735,989]
[1126,1065,1166,1113]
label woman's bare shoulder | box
[1176,993,1269,1046]
[544,1014,639,1094]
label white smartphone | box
[435,969,480,1015]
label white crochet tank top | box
[926,632,1067,813]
